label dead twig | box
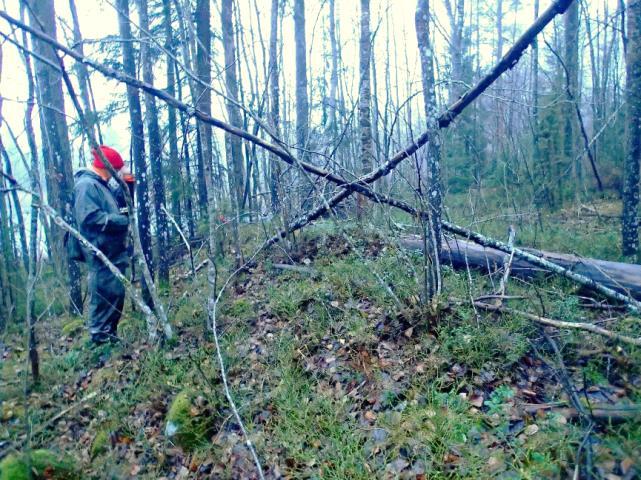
[450,298,641,347]
[162,204,195,278]
[493,225,516,307]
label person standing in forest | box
[73,146,133,345]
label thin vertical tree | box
[294,0,310,174]
[622,0,641,257]
[357,0,373,215]
[444,0,466,104]
[221,0,245,212]
[137,0,170,286]
[162,0,183,226]
[563,1,580,200]
[68,0,102,143]
[195,0,214,219]
[416,0,443,304]
[116,0,155,290]
[268,0,281,212]
[26,0,83,315]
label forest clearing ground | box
[1,204,641,479]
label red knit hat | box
[92,145,124,170]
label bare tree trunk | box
[445,0,465,103]
[137,0,170,286]
[194,0,213,219]
[221,0,245,266]
[116,0,155,300]
[563,1,580,202]
[0,141,28,272]
[268,0,281,212]
[357,0,373,216]
[20,4,42,348]
[162,0,183,235]
[622,0,641,257]
[0,155,13,324]
[496,0,504,62]
[328,0,338,138]
[416,0,442,304]
[532,0,547,206]
[175,64,196,238]
[221,0,245,212]
[26,0,83,316]
[68,0,102,143]
[294,0,310,193]
[583,2,601,169]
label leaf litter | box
[1,229,640,478]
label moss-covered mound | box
[165,389,221,451]
[0,450,79,480]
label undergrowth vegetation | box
[1,210,640,478]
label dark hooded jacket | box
[73,169,129,265]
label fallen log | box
[521,402,641,423]
[401,236,641,301]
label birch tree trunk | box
[358,0,373,216]
[622,0,641,257]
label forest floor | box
[1,200,640,479]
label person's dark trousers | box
[88,258,127,344]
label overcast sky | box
[0,0,624,189]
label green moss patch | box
[0,450,78,480]
[165,389,221,451]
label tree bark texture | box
[137,0,170,285]
[563,1,580,198]
[26,0,83,315]
[268,0,281,212]
[221,0,246,212]
[116,0,155,286]
[195,0,213,218]
[162,0,183,226]
[622,0,641,257]
[357,0,374,215]
[294,0,310,169]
